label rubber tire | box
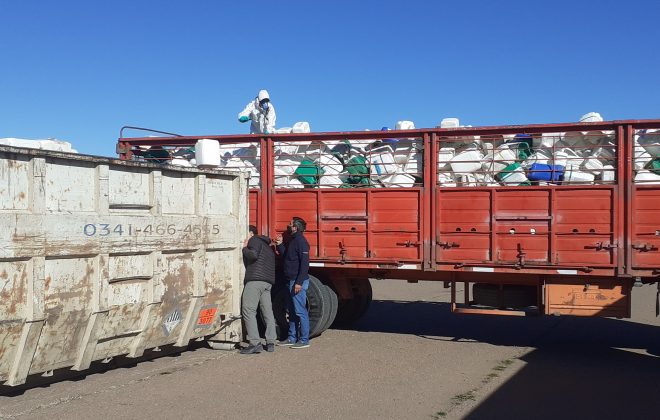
[319,284,339,332]
[472,283,537,309]
[332,279,373,327]
[270,275,331,340]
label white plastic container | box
[438,172,457,187]
[553,148,583,169]
[538,132,564,149]
[393,139,414,164]
[440,118,460,128]
[317,154,343,175]
[169,158,193,167]
[601,165,615,182]
[274,127,293,134]
[634,146,652,170]
[274,159,299,176]
[396,120,415,130]
[319,175,343,188]
[275,175,304,188]
[635,170,660,184]
[438,147,455,169]
[450,148,484,173]
[498,166,529,185]
[380,173,416,187]
[521,150,552,169]
[457,174,478,187]
[581,155,604,176]
[637,129,660,157]
[195,139,221,167]
[369,145,398,178]
[275,143,298,156]
[404,151,423,174]
[490,145,517,172]
[564,168,596,184]
[292,121,311,133]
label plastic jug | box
[527,163,565,182]
[195,139,221,167]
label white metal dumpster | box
[0,145,248,386]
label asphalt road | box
[1,280,658,420]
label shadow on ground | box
[346,299,660,419]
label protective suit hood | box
[258,90,270,102]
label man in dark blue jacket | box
[275,217,311,349]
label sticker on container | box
[162,308,182,336]
[197,306,218,327]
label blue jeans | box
[287,279,310,344]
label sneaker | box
[291,342,310,349]
[239,344,262,355]
[277,339,295,347]
[265,343,275,353]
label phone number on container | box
[83,224,220,236]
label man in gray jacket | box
[240,225,277,354]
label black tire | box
[332,279,373,327]
[472,283,537,309]
[270,275,331,340]
[308,275,332,338]
[320,284,339,332]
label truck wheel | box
[472,283,537,309]
[270,275,332,340]
[319,284,338,332]
[332,279,373,327]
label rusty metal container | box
[0,146,248,386]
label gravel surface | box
[1,281,658,420]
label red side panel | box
[631,186,660,268]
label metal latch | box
[632,243,658,252]
[436,241,460,249]
[584,242,617,251]
[396,240,420,248]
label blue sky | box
[1,0,659,157]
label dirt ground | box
[1,280,658,420]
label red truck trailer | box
[117,119,660,336]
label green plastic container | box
[294,158,324,186]
[496,162,531,186]
[647,158,660,175]
[343,155,370,186]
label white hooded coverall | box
[238,90,276,134]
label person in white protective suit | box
[238,89,276,134]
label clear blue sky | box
[1,0,659,157]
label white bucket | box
[292,121,311,133]
[380,173,416,187]
[195,139,221,167]
[449,149,483,173]
[369,145,397,178]
[564,168,596,184]
[635,170,660,184]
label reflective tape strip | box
[310,262,325,267]
[557,270,578,275]
[471,267,494,272]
